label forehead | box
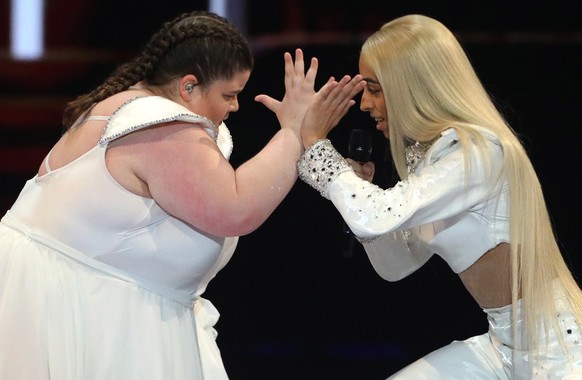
[358,58,379,84]
[210,70,251,91]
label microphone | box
[348,128,373,163]
[343,129,373,258]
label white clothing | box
[299,129,509,275]
[389,291,582,379]
[338,129,509,275]
[0,96,237,379]
[297,129,582,378]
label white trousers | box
[388,296,582,379]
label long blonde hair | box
[361,14,582,357]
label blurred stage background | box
[1,1,580,379]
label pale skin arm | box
[117,49,366,237]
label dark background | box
[0,1,580,379]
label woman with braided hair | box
[0,10,365,379]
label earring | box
[185,83,194,93]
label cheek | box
[205,96,224,113]
[209,102,230,123]
[377,98,387,115]
[216,103,230,117]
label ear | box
[179,74,199,101]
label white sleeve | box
[327,141,501,240]
[360,227,435,281]
[297,134,503,281]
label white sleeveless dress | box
[0,96,238,379]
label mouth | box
[372,116,386,130]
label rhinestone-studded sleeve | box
[297,139,352,199]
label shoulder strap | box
[86,115,110,122]
[44,149,53,173]
[98,96,218,146]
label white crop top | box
[298,128,509,279]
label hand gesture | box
[300,74,366,148]
[255,48,318,134]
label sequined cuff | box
[297,139,351,199]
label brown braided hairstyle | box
[62,10,254,131]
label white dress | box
[0,96,238,379]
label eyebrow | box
[362,77,380,85]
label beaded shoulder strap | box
[98,96,218,146]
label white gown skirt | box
[0,219,228,380]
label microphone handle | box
[343,128,373,258]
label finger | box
[315,77,339,102]
[304,57,319,86]
[254,94,281,113]
[363,162,375,174]
[329,100,356,126]
[283,51,294,90]
[293,48,305,78]
[328,76,365,109]
[347,75,366,98]
[312,76,352,112]
[328,75,355,107]
[363,162,376,179]
[345,158,361,170]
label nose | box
[230,97,239,112]
[360,91,372,112]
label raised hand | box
[255,48,318,134]
[300,74,366,148]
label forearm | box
[231,128,303,234]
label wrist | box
[301,134,324,150]
[297,139,350,199]
[277,127,304,154]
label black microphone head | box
[348,129,373,162]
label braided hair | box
[62,10,254,130]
